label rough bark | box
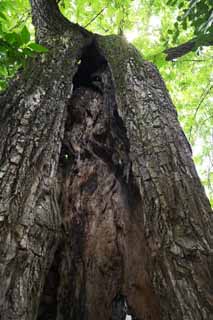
[0,1,213,320]
[0,8,91,317]
[30,0,90,43]
[97,35,213,319]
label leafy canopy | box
[0,0,212,205]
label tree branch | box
[164,36,213,61]
[30,0,68,34]
[189,81,212,141]
[84,7,106,28]
[29,0,90,43]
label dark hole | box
[59,144,73,167]
[37,247,61,320]
[112,294,128,320]
[73,42,107,90]
[111,294,138,320]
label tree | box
[0,1,213,319]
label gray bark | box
[0,1,213,320]
[0,12,90,318]
[97,35,213,319]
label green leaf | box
[0,12,7,21]
[5,32,21,47]
[154,52,167,67]
[27,43,48,53]
[20,26,31,44]
[0,65,8,76]
[167,0,177,5]
[183,19,187,30]
[147,52,167,68]
[0,44,9,53]
[22,47,35,57]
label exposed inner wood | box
[37,43,160,320]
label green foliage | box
[0,0,212,205]
[60,0,132,34]
[0,0,47,90]
[167,0,213,47]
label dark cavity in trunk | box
[37,42,138,320]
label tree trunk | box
[0,2,213,320]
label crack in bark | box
[36,43,160,320]
[0,7,213,318]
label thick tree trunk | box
[0,13,90,318]
[0,1,213,320]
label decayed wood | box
[0,1,213,319]
[52,78,160,319]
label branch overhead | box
[30,1,212,61]
[29,0,90,43]
[30,0,67,33]
[165,36,213,61]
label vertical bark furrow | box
[0,34,88,319]
[97,35,213,319]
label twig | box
[9,10,31,32]
[84,7,106,28]
[173,58,213,63]
[189,82,212,141]
[198,115,213,131]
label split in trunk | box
[0,1,213,320]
